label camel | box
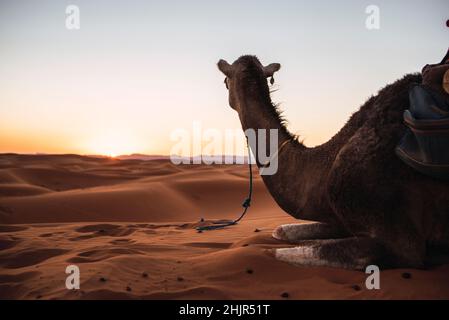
[217,55,449,270]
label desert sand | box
[0,154,448,300]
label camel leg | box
[272,222,348,243]
[273,237,383,270]
[325,125,428,268]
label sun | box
[84,132,143,157]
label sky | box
[0,0,448,156]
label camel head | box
[217,55,281,111]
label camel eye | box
[224,78,229,89]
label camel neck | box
[236,79,298,153]
[233,77,337,224]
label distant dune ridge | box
[28,153,250,164]
[0,154,448,299]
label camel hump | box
[396,83,449,180]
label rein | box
[196,138,253,231]
[196,136,291,232]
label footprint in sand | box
[39,231,65,238]
[69,224,136,241]
[0,225,28,233]
[75,224,122,233]
[0,271,41,299]
[67,248,143,263]
[141,229,157,235]
[0,248,68,268]
[109,238,135,245]
[126,223,150,228]
[0,236,21,251]
[0,271,40,284]
[0,205,13,215]
[183,242,232,249]
[39,233,54,238]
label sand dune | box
[0,155,277,224]
[0,154,448,299]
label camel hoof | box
[272,224,288,241]
[272,222,332,243]
[274,246,323,267]
[272,223,313,242]
[274,238,379,270]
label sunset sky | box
[0,0,448,156]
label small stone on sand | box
[402,272,412,279]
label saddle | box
[396,75,449,180]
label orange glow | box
[82,132,146,157]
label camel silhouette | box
[218,55,449,270]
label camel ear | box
[263,63,281,77]
[217,59,233,77]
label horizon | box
[0,151,249,157]
[1,0,448,156]
[0,151,252,161]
